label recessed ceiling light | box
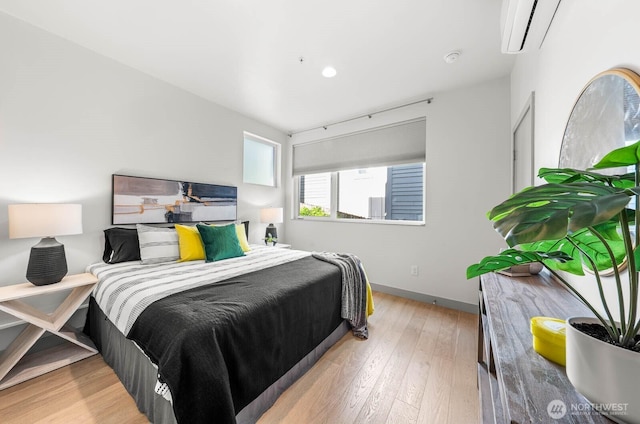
[322,66,337,78]
[444,51,461,64]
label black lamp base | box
[26,237,68,286]
[264,224,278,246]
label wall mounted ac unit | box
[501,0,561,54]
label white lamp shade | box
[260,207,283,224]
[9,204,83,239]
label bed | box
[83,233,370,424]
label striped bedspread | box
[87,245,310,335]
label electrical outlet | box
[410,265,419,276]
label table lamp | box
[8,203,83,285]
[260,207,283,246]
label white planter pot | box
[566,317,640,424]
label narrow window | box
[243,132,278,187]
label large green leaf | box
[466,249,572,279]
[520,228,627,276]
[591,218,624,242]
[520,238,584,275]
[488,183,633,246]
[592,140,640,169]
[538,167,635,188]
[493,207,570,246]
[634,245,640,270]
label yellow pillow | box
[175,224,205,261]
[236,224,251,252]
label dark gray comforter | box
[124,256,344,424]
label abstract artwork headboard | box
[112,174,238,225]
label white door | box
[513,93,535,193]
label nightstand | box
[273,243,291,249]
[0,273,98,390]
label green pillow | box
[196,223,245,262]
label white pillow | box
[136,224,180,264]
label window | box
[296,163,424,222]
[243,132,278,187]
[339,163,424,221]
[293,118,426,224]
[299,173,331,217]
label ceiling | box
[0,0,515,134]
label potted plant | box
[263,234,278,246]
[467,141,640,424]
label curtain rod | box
[288,97,434,137]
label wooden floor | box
[0,292,479,424]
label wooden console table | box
[478,271,612,423]
[0,273,98,389]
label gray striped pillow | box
[136,224,180,264]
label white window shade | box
[292,118,426,176]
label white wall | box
[286,77,512,308]
[510,0,640,319]
[512,0,640,169]
[0,13,287,349]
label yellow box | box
[530,317,566,366]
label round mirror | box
[559,68,640,172]
[560,68,640,276]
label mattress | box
[84,246,362,423]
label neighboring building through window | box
[383,163,424,221]
[299,173,331,217]
[243,132,278,187]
